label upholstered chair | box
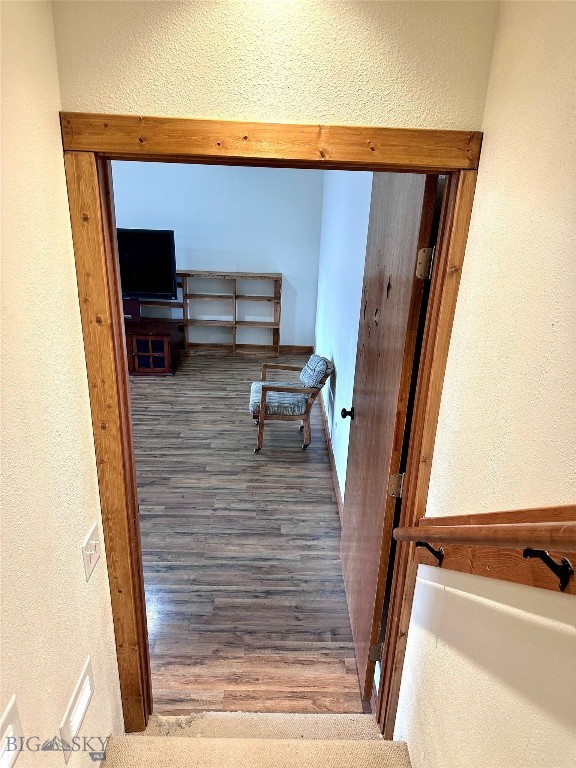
[249,354,334,453]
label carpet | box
[105,736,412,768]
[140,712,384,740]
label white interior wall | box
[0,2,122,763]
[314,171,373,497]
[112,162,324,347]
[395,5,576,768]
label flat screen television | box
[117,228,177,300]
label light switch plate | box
[0,694,23,768]
[81,522,100,581]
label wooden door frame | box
[376,169,477,736]
[60,112,479,733]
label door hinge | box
[369,643,383,662]
[388,473,405,499]
[416,246,435,279]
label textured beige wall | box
[396,4,576,767]
[13,1,571,764]
[52,0,498,129]
[0,2,123,764]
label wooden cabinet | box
[125,320,185,376]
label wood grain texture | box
[60,113,482,172]
[378,170,478,738]
[130,354,363,715]
[341,172,428,698]
[98,158,153,721]
[64,152,150,731]
[406,506,576,593]
[418,505,576,527]
[396,521,576,552]
[364,174,437,677]
[416,544,575,594]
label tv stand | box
[124,317,185,376]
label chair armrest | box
[261,363,302,381]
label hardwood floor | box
[129,353,362,715]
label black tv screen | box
[117,228,177,300]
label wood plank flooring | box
[129,353,362,715]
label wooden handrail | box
[394,506,576,593]
[393,521,576,553]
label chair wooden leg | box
[255,413,265,453]
[303,415,311,449]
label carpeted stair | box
[104,713,412,767]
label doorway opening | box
[62,113,479,732]
[109,160,440,716]
[111,161,378,715]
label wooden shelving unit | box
[177,270,282,355]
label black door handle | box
[341,407,354,420]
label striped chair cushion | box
[300,354,328,387]
[249,381,309,416]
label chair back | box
[300,355,333,396]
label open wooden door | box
[341,172,438,698]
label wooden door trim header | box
[61,111,480,734]
[60,112,482,172]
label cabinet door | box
[133,336,170,374]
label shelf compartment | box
[185,293,234,301]
[186,319,234,327]
[236,320,279,328]
[236,295,278,302]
